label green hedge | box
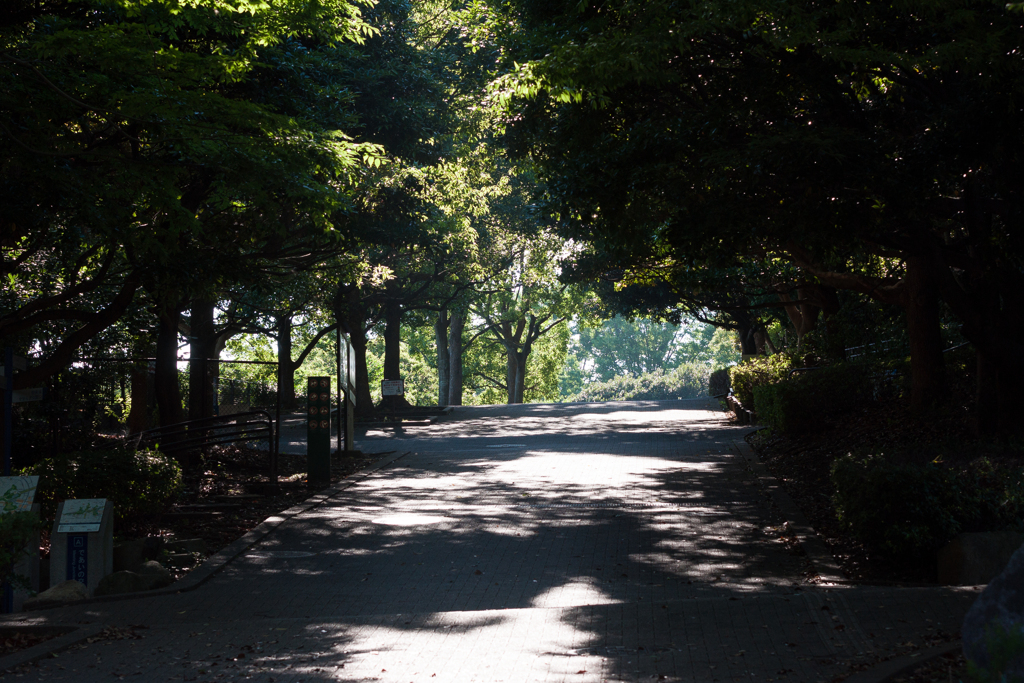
[709,367,731,397]
[754,363,872,434]
[728,354,794,410]
[0,487,43,591]
[831,455,1024,561]
[25,445,182,527]
[572,363,711,402]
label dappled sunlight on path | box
[4,399,977,683]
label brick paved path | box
[2,400,977,682]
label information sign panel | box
[0,476,38,512]
[57,498,107,533]
[307,377,331,484]
[381,379,404,396]
[67,534,88,586]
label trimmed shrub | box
[831,455,1024,561]
[709,367,731,397]
[0,487,43,591]
[728,354,795,410]
[26,445,182,527]
[572,363,711,403]
[755,364,872,434]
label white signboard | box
[0,356,27,373]
[0,476,39,512]
[12,388,45,403]
[57,498,108,533]
[344,338,357,403]
[381,379,404,397]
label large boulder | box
[113,540,146,572]
[114,537,166,572]
[24,579,89,610]
[94,571,148,597]
[963,543,1024,680]
[938,531,1023,585]
[136,561,173,590]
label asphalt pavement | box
[0,399,978,682]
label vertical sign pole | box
[3,347,13,477]
[345,337,355,452]
[272,363,281,488]
[306,377,331,485]
[336,325,342,450]
[2,348,14,613]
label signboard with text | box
[67,534,88,586]
[0,476,38,512]
[381,380,404,397]
[57,498,107,533]
[307,377,331,484]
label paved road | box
[2,400,977,682]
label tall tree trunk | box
[975,347,999,434]
[505,344,517,404]
[381,299,411,410]
[752,330,767,355]
[734,310,758,357]
[435,308,449,406]
[779,288,821,352]
[127,363,154,434]
[905,254,945,414]
[383,300,402,381]
[513,349,528,403]
[128,335,156,434]
[155,305,184,428]
[188,299,216,420]
[349,327,374,418]
[335,285,375,419]
[276,312,298,410]
[448,308,465,406]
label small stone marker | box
[307,376,331,485]
[50,499,113,596]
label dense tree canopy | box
[3,0,1021,443]
[487,0,1024,428]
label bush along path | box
[748,395,1024,585]
[133,446,396,581]
[16,444,397,618]
[0,401,984,683]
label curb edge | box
[732,436,846,584]
[0,449,411,670]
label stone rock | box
[94,571,147,597]
[164,538,207,555]
[136,560,173,590]
[963,542,1024,679]
[113,540,146,572]
[166,553,196,569]
[938,531,1023,585]
[24,579,89,610]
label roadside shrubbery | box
[754,364,872,434]
[709,367,731,397]
[572,363,710,402]
[728,354,795,410]
[831,454,1024,561]
[25,444,182,528]
[0,486,43,592]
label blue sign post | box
[67,535,88,586]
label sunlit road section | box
[5,399,975,683]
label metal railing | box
[133,410,279,483]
